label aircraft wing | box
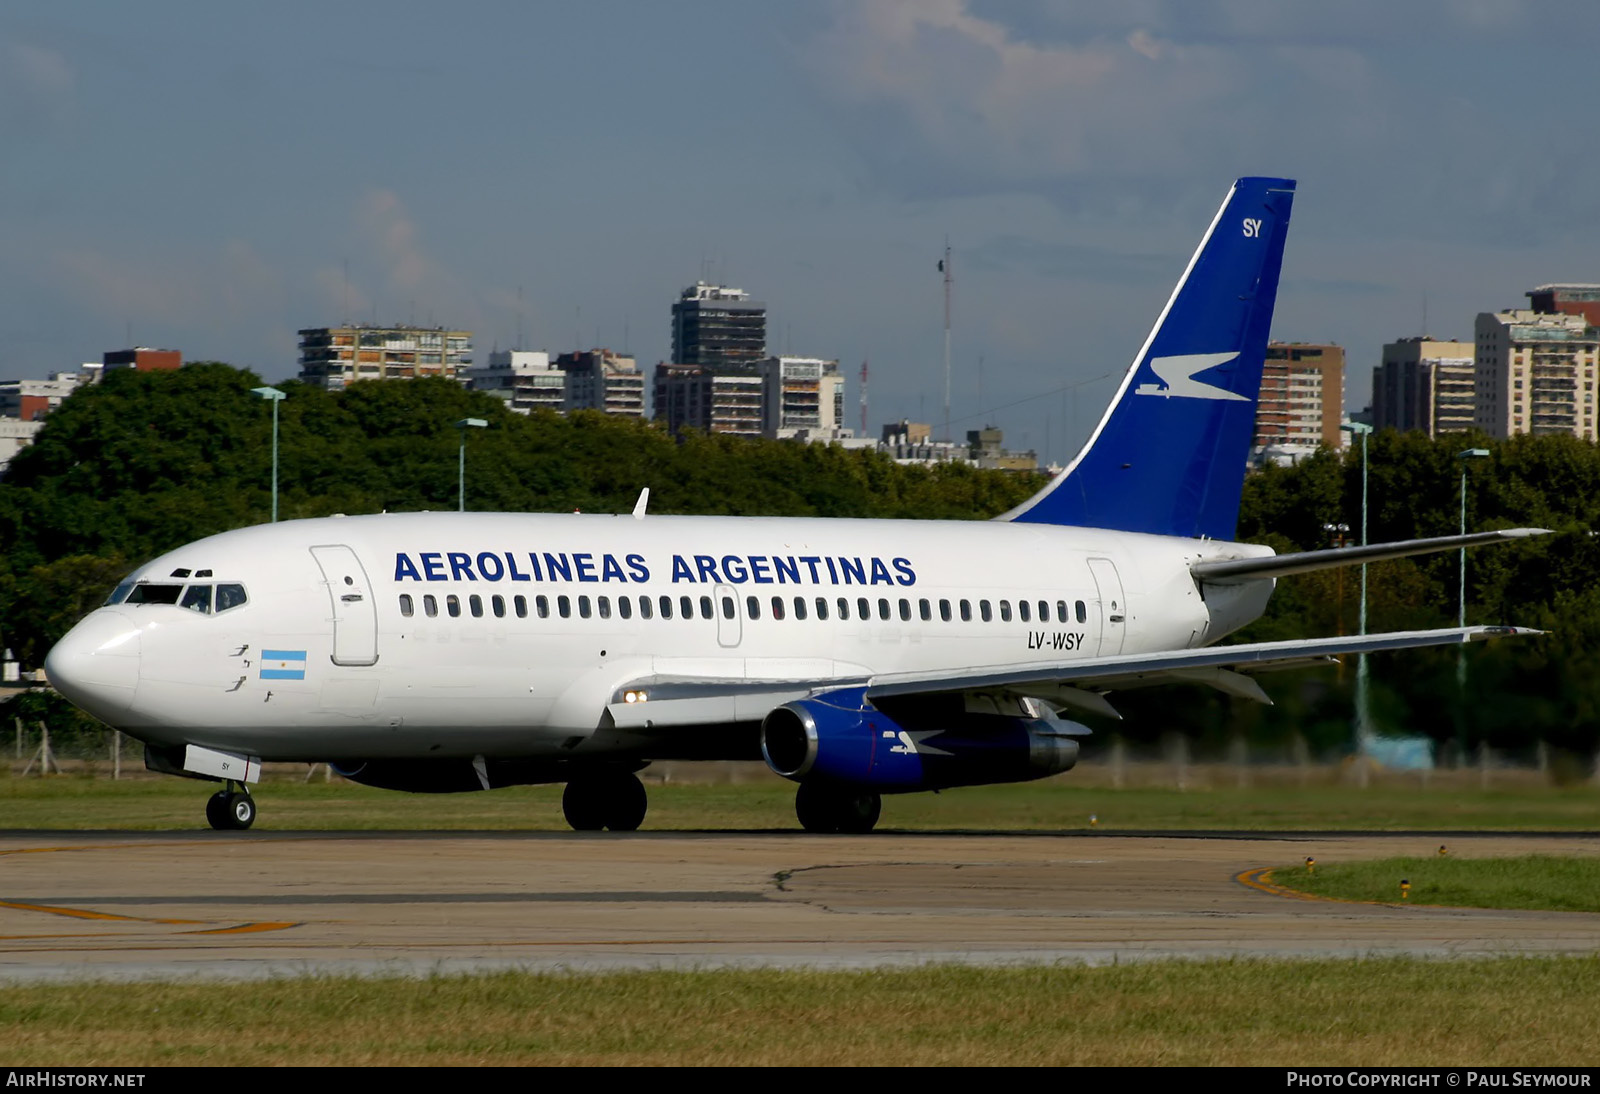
[607,625,1538,729]
[1192,528,1549,584]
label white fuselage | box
[46,511,1274,761]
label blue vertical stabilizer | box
[1002,177,1296,539]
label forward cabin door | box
[1087,558,1127,657]
[310,545,379,666]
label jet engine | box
[759,686,1085,792]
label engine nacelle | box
[330,757,573,793]
[760,686,1084,792]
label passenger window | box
[898,598,911,622]
[771,596,785,621]
[424,595,438,618]
[598,596,611,620]
[1038,601,1048,623]
[815,597,829,620]
[558,595,571,619]
[1076,600,1087,624]
[919,598,931,622]
[939,599,951,622]
[857,597,870,620]
[721,596,734,619]
[999,600,1011,622]
[659,595,674,620]
[980,600,992,623]
[179,585,210,613]
[793,597,807,620]
[747,595,761,620]
[216,584,248,612]
[536,595,549,619]
[578,596,592,619]
[469,594,484,618]
[699,595,713,619]
[639,596,653,620]
[837,597,850,620]
[492,595,506,619]
[1019,600,1031,623]
[1057,600,1068,623]
[447,595,461,618]
[679,595,693,619]
[399,594,414,618]
[619,597,632,620]
[515,595,528,618]
[960,600,972,622]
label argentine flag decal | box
[260,650,308,681]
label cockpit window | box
[115,581,248,613]
[124,583,183,605]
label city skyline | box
[5,2,1600,465]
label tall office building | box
[103,348,179,372]
[1252,342,1345,458]
[464,350,564,414]
[1474,310,1598,440]
[1371,338,1475,436]
[671,282,766,368]
[652,362,763,437]
[1526,284,1600,326]
[559,349,645,418]
[759,356,842,439]
[297,325,472,390]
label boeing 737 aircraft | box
[45,177,1543,833]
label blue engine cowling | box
[759,686,1086,792]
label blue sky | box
[5,1,1600,465]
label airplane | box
[44,176,1544,834]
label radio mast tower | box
[859,359,869,437]
[940,242,952,442]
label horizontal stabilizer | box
[1191,528,1551,585]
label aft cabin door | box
[310,545,379,666]
[1087,557,1127,657]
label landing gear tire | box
[795,783,881,834]
[562,771,648,832]
[206,786,256,831]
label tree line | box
[0,363,1592,764]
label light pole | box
[456,418,488,512]
[1340,421,1373,747]
[1457,448,1491,687]
[251,387,286,523]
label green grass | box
[3,958,1600,1065]
[2,769,1599,831]
[1273,855,1600,912]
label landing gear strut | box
[794,783,881,834]
[562,771,648,832]
[205,782,256,831]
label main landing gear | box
[794,783,882,834]
[562,770,648,832]
[204,781,256,831]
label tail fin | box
[1001,177,1296,540]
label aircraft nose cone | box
[44,610,141,719]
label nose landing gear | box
[205,782,256,830]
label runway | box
[1,831,1597,982]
